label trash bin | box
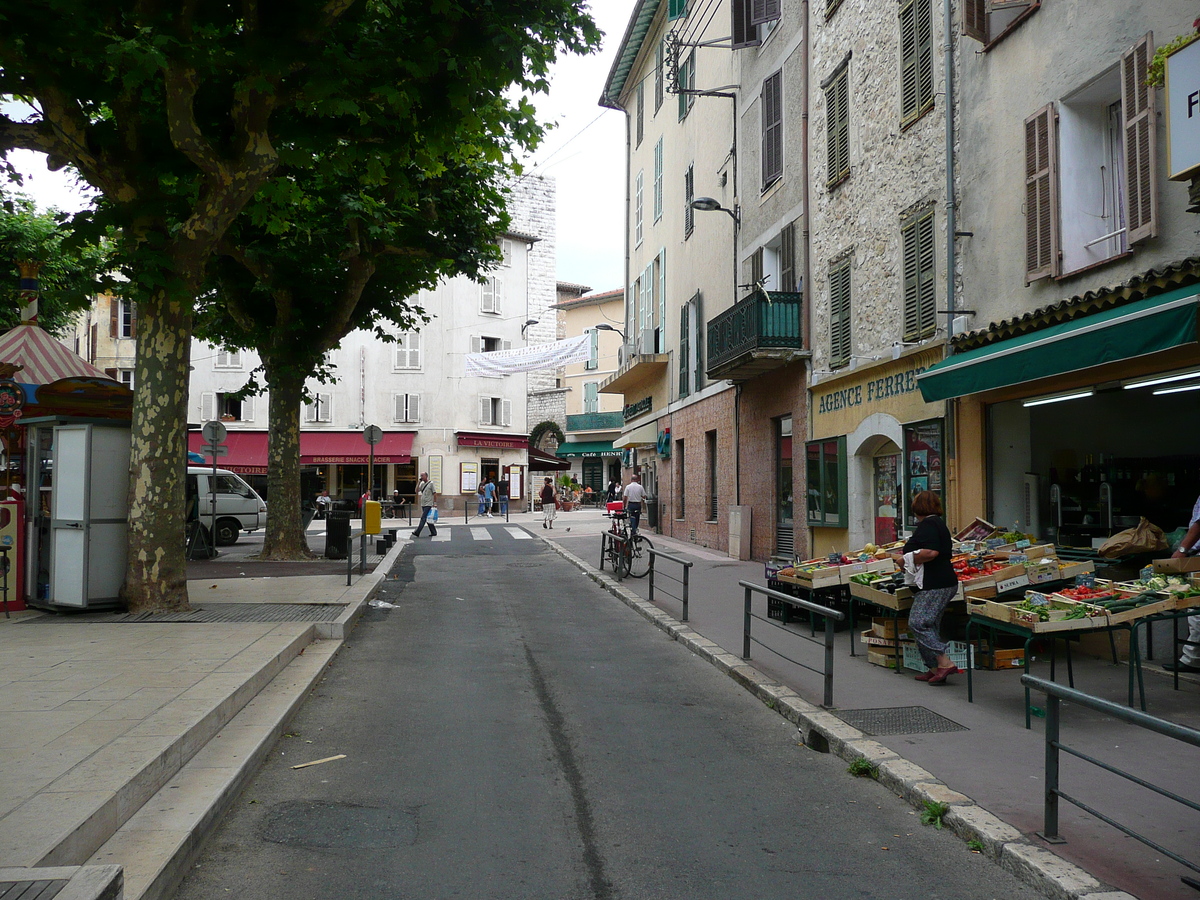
[325,506,352,559]
[646,497,659,530]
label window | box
[780,221,797,294]
[676,438,685,518]
[655,40,665,112]
[828,257,852,369]
[1024,35,1156,284]
[750,247,764,289]
[899,0,934,127]
[677,49,695,121]
[668,0,686,20]
[112,298,135,339]
[653,138,664,222]
[214,349,242,369]
[500,239,513,267]
[761,69,783,189]
[479,396,513,427]
[480,276,503,314]
[393,332,422,370]
[471,335,510,354]
[679,292,702,398]
[635,170,644,247]
[585,328,599,370]
[636,81,645,147]
[825,63,850,188]
[304,393,333,423]
[706,430,718,521]
[684,164,695,238]
[583,382,599,413]
[202,391,255,423]
[117,369,134,390]
[731,0,780,49]
[393,393,421,424]
[806,436,847,527]
[902,210,936,341]
[963,0,1039,47]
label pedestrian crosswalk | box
[405,524,535,544]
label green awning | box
[917,285,1200,403]
[556,440,622,458]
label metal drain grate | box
[26,603,345,624]
[832,706,968,736]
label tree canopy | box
[0,0,599,610]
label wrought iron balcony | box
[706,289,806,382]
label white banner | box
[465,333,591,376]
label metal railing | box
[648,548,693,620]
[740,580,844,708]
[599,530,629,580]
[1022,675,1200,891]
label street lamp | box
[690,197,740,301]
[521,318,539,337]
[594,323,625,340]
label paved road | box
[173,524,1043,900]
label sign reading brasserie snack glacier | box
[464,334,590,376]
[1167,37,1200,181]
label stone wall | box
[505,175,559,403]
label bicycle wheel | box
[609,541,630,578]
[627,535,653,577]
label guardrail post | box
[682,562,690,622]
[1039,692,1064,843]
[823,614,835,708]
[648,552,655,602]
[743,585,752,659]
[599,532,606,572]
[346,534,352,586]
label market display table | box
[1128,603,1200,708]
[846,580,914,674]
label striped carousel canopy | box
[0,323,113,384]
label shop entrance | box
[873,449,900,545]
[776,416,794,557]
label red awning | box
[300,431,415,464]
[529,447,570,471]
[187,431,270,474]
[456,431,529,450]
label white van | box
[187,467,267,545]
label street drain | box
[832,706,968,736]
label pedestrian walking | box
[498,477,510,516]
[1164,493,1200,673]
[893,490,959,685]
[540,477,557,529]
[412,473,438,537]
[483,478,497,517]
[622,474,647,535]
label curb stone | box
[542,532,1140,900]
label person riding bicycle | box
[622,474,647,535]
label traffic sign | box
[202,420,228,444]
[363,425,383,445]
[199,444,229,457]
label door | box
[873,452,900,545]
[776,416,794,557]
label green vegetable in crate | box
[1065,605,1091,619]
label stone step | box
[0,624,316,873]
[86,638,339,900]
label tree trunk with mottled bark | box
[260,362,313,559]
[121,285,194,612]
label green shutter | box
[679,302,690,398]
[829,260,851,368]
[917,213,936,336]
[668,0,687,21]
[899,0,918,123]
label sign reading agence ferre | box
[816,365,927,414]
[812,348,943,436]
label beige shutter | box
[1024,103,1058,284]
[479,397,493,426]
[1121,33,1157,245]
[407,394,421,423]
[962,0,987,42]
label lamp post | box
[521,318,539,339]
[593,323,625,340]
[690,197,739,303]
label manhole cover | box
[832,706,968,736]
[261,799,417,849]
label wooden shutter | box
[586,329,598,370]
[657,250,667,348]
[318,393,332,422]
[480,280,495,313]
[917,214,936,337]
[407,394,420,423]
[684,166,695,237]
[653,139,663,221]
[636,82,644,147]
[655,41,664,112]
[899,0,919,123]
[826,68,850,187]
[691,293,703,390]
[1024,103,1058,283]
[1121,33,1157,245]
[761,70,783,188]
[829,261,851,367]
[731,0,760,49]
[916,0,934,117]
[501,339,512,351]
[201,392,214,422]
[500,399,512,427]
[470,335,482,355]
[241,396,254,423]
[479,397,493,426]
[780,222,796,293]
[962,0,987,42]
[679,303,690,397]
[635,171,644,244]
[109,298,118,337]
[751,0,781,26]
[394,394,406,422]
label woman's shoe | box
[927,666,961,685]
[914,670,936,682]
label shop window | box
[582,458,604,492]
[902,418,944,527]
[806,436,847,527]
[1024,35,1155,284]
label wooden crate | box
[861,629,910,649]
[867,649,900,669]
[959,574,996,598]
[1103,595,1179,625]
[871,616,910,639]
[967,596,1021,624]
[848,580,913,611]
[1056,560,1095,581]
[978,647,1026,670]
[1026,561,1061,585]
[782,561,843,590]
[838,557,895,584]
[1012,598,1109,632]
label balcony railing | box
[566,412,624,433]
[706,290,804,382]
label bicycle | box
[605,508,653,578]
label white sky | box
[4,2,631,293]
